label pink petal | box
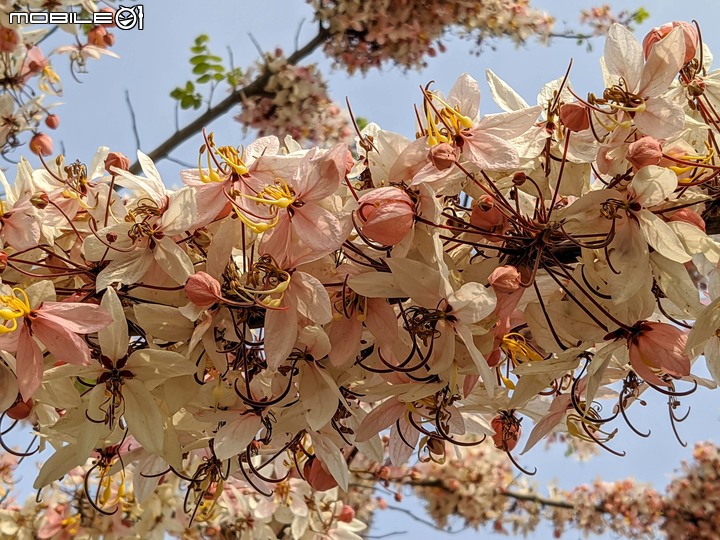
[31,316,92,365]
[17,325,43,400]
[37,303,113,333]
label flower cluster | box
[235,52,353,145]
[0,19,720,539]
[0,1,119,157]
[662,442,720,539]
[309,0,555,73]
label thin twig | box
[128,26,329,174]
[125,89,141,151]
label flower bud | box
[488,265,522,294]
[338,505,356,523]
[0,27,20,53]
[29,133,53,156]
[45,114,60,130]
[185,272,224,308]
[428,142,458,170]
[643,21,698,64]
[627,136,663,170]
[99,7,116,28]
[356,187,415,245]
[105,152,130,174]
[669,208,706,232]
[30,192,49,209]
[470,195,509,235]
[88,26,114,49]
[512,171,527,186]
[559,102,590,132]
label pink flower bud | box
[0,27,20,53]
[627,137,663,170]
[99,7,116,28]
[105,152,130,174]
[428,142,458,170]
[356,187,415,245]
[643,21,698,64]
[45,114,60,130]
[559,102,590,132]
[87,27,114,49]
[488,265,522,294]
[338,505,356,523]
[29,133,53,156]
[669,208,706,232]
[185,272,224,308]
[470,195,509,235]
[377,497,388,510]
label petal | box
[292,202,346,253]
[264,304,298,371]
[153,235,194,284]
[603,24,642,91]
[122,378,165,456]
[292,271,332,325]
[99,288,129,361]
[213,414,262,461]
[17,326,43,400]
[31,316,92,365]
[38,302,113,334]
[355,398,405,442]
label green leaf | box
[170,88,184,100]
[192,63,210,75]
[633,7,650,24]
[212,73,224,81]
[185,81,195,92]
[190,55,209,65]
[208,64,224,73]
[195,34,209,44]
[180,95,195,109]
[190,46,205,54]
[197,74,211,84]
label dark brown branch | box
[128,26,329,174]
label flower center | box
[0,288,31,334]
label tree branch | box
[128,26,329,174]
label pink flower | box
[628,322,691,386]
[0,287,113,400]
[355,186,415,245]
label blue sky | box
[8,1,720,538]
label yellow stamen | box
[501,333,543,366]
[239,178,295,209]
[0,288,31,334]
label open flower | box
[0,283,112,399]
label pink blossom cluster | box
[235,52,353,145]
[308,0,554,73]
[662,442,720,539]
[0,19,719,539]
[0,1,119,157]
